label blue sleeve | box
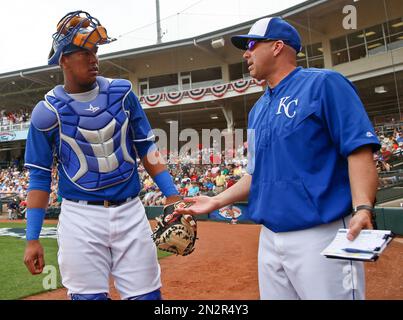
[26,208,46,241]
[24,124,56,192]
[153,170,179,197]
[319,71,381,157]
[28,167,52,193]
[125,92,157,159]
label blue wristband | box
[26,208,46,241]
[153,170,179,197]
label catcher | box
[152,199,197,256]
[23,10,182,301]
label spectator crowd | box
[375,128,403,172]
[0,129,402,218]
[0,109,31,127]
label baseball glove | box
[152,199,197,256]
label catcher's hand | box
[152,199,197,256]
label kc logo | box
[276,96,299,119]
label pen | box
[342,248,376,254]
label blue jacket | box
[247,67,380,232]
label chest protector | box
[45,76,136,191]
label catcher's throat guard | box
[152,200,197,256]
[48,10,115,65]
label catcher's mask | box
[48,10,115,65]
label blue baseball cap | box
[231,17,302,53]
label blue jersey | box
[247,67,380,232]
[25,80,155,201]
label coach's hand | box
[24,240,45,275]
[175,196,220,215]
[347,210,374,241]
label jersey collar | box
[265,66,302,96]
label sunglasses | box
[246,39,283,51]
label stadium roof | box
[0,0,327,79]
[2,0,398,118]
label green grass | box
[0,222,57,228]
[0,223,171,300]
[0,237,63,300]
[156,249,172,259]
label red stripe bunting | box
[231,79,251,93]
[143,93,164,106]
[210,84,229,97]
[166,91,184,104]
[140,79,264,106]
[187,88,207,100]
[252,79,266,86]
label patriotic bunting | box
[143,93,164,106]
[231,79,251,93]
[210,84,229,97]
[166,91,184,104]
[187,88,207,100]
[140,79,264,106]
[252,79,266,86]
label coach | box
[176,17,380,299]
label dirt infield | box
[22,221,403,300]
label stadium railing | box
[34,203,403,236]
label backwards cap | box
[48,10,115,65]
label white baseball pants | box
[258,215,365,300]
[57,197,161,299]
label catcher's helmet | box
[48,10,115,65]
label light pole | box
[156,0,162,44]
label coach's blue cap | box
[231,17,302,53]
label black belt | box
[66,197,133,208]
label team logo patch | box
[276,96,299,119]
[366,131,374,137]
[85,104,100,113]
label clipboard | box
[320,229,395,262]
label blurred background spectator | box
[0,128,401,211]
